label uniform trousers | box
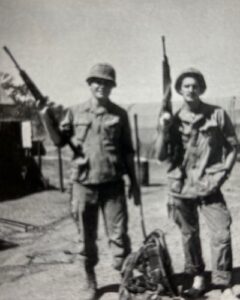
[170,190,232,286]
[71,180,131,268]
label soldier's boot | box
[182,275,206,298]
[83,266,97,300]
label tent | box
[0,83,46,199]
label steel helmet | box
[86,63,116,86]
[175,68,207,95]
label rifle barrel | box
[161,36,166,57]
[134,114,141,173]
[3,46,21,70]
[3,46,79,158]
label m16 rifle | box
[3,46,79,157]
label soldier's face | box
[89,78,113,100]
[180,77,201,103]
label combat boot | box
[83,266,97,300]
[182,275,206,298]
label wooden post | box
[57,147,64,192]
[37,141,42,172]
[134,114,147,239]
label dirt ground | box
[0,158,240,300]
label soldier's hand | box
[158,112,172,131]
[36,97,52,110]
[128,183,141,206]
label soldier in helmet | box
[155,68,239,300]
[59,63,140,300]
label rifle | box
[160,36,172,116]
[159,38,183,171]
[3,46,47,105]
[3,46,79,157]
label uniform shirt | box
[168,100,238,198]
[60,99,134,184]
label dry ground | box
[0,158,240,300]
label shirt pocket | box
[103,116,121,142]
[199,121,218,146]
[74,119,91,142]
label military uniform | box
[60,98,133,269]
[167,100,238,286]
[155,67,240,295]
[40,63,140,300]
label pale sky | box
[0,0,240,106]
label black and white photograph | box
[0,1,240,299]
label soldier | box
[155,68,239,300]
[59,63,140,300]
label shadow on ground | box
[95,268,240,299]
[0,239,19,251]
[97,284,120,299]
[0,184,58,202]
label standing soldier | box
[155,68,238,300]
[58,63,140,300]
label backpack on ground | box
[119,229,178,300]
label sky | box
[0,0,240,107]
